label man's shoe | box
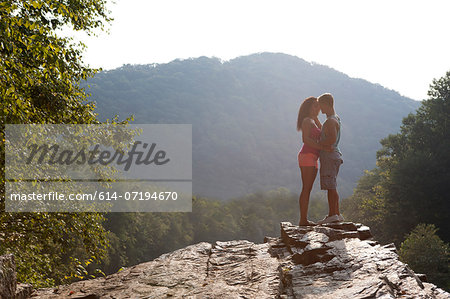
[337,214,344,222]
[317,215,331,225]
[318,214,340,225]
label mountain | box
[31,222,449,298]
[85,52,420,199]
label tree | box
[343,71,450,245]
[376,71,450,243]
[1,0,112,125]
[399,224,449,290]
[0,0,129,287]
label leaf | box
[6,86,15,95]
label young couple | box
[297,93,344,226]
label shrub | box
[399,223,449,290]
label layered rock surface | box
[28,222,449,298]
[271,222,448,298]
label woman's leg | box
[299,166,318,225]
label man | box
[317,93,344,224]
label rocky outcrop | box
[31,241,280,298]
[25,222,450,298]
[271,222,448,298]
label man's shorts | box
[298,152,319,169]
[319,151,343,190]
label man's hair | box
[318,93,334,107]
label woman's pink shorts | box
[298,152,319,169]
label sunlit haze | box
[67,0,450,101]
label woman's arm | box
[313,116,322,130]
[302,118,325,150]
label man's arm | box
[319,119,338,146]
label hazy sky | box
[70,0,450,101]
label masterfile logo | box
[5,124,192,212]
[25,141,170,171]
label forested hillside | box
[87,53,419,199]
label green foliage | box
[0,0,129,288]
[399,224,449,290]
[0,0,112,126]
[343,71,450,244]
[64,256,106,283]
[100,212,189,274]
[0,211,110,287]
[379,71,450,244]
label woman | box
[296,96,329,226]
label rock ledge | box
[22,222,450,298]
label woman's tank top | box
[300,124,321,156]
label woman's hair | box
[297,96,317,131]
